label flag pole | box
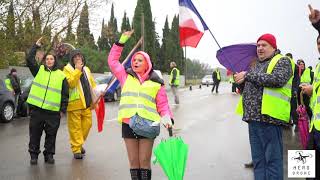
[183,41,192,90]
[207,28,222,49]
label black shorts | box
[122,123,147,139]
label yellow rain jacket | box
[63,63,97,111]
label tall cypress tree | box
[6,1,15,51]
[120,11,134,61]
[132,0,158,64]
[105,3,118,51]
[76,2,96,49]
[24,17,34,51]
[42,25,52,50]
[0,28,8,68]
[97,18,107,50]
[32,7,41,38]
[170,15,184,74]
[16,19,24,51]
[121,12,131,32]
[65,18,76,44]
[159,16,170,72]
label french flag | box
[179,0,208,48]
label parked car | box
[94,74,121,102]
[18,76,33,117]
[201,75,214,85]
[0,79,16,122]
[0,75,33,123]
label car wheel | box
[1,102,14,123]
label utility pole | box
[141,11,145,51]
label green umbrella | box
[153,128,188,180]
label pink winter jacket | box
[107,43,173,123]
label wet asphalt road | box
[0,82,300,180]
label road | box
[0,82,300,180]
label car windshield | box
[20,76,34,91]
[94,75,112,85]
[203,75,211,79]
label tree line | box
[0,0,212,78]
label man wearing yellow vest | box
[234,33,293,179]
[300,5,320,179]
[211,68,221,93]
[5,68,21,116]
[169,61,180,104]
[63,49,97,159]
[26,37,69,165]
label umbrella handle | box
[300,91,305,106]
[168,127,173,137]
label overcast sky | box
[90,0,320,68]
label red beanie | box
[257,33,277,49]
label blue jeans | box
[249,121,283,180]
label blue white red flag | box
[179,0,208,48]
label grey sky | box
[92,0,320,68]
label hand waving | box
[36,37,43,47]
[308,4,320,24]
[119,29,134,44]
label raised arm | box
[309,4,320,33]
[107,30,134,86]
[26,37,43,77]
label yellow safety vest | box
[229,76,235,83]
[169,68,180,86]
[216,70,221,80]
[236,54,294,123]
[65,64,93,102]
[27,65,66,111]
[5,78,13,91]
[310,63,320,131]
[300,68,312,84]
[118,75,161,123]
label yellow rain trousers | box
[67,108,92,153]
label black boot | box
[140,169,151,180]
[130,169,140,180]
[244,161,253,168]
[30,154,38,165]
[81,147,86,155]
[44,154,55,164]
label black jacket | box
[212,70,221,82]
[26,44,69,113]
[242,50,293,126]
[6,74,21,94]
